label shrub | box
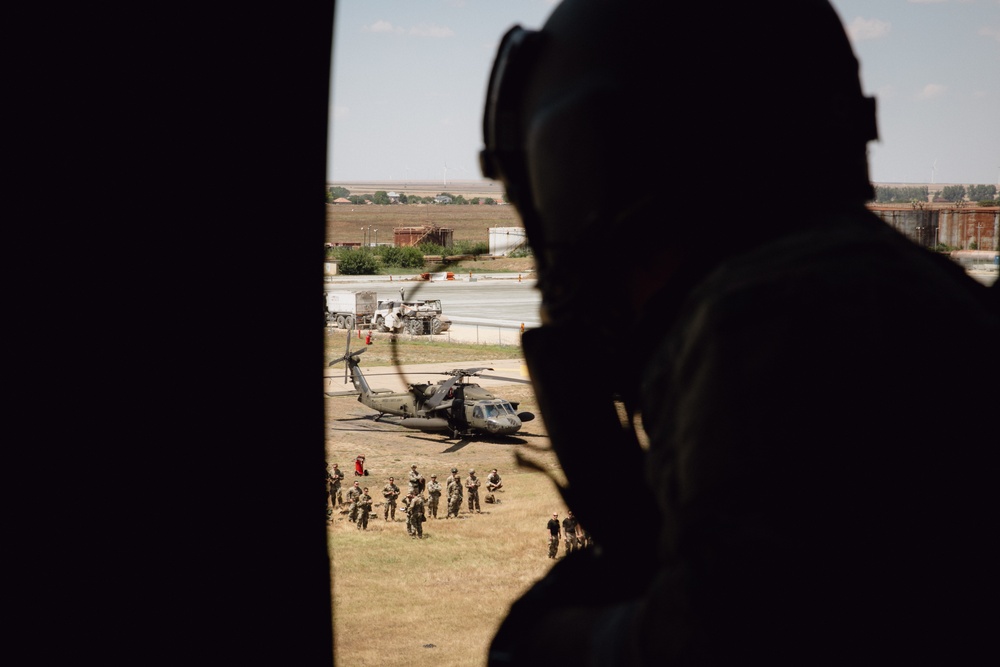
[337,248,380,275]
[453,240,489,256]
[418,243,447,256]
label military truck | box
[373,298,452,335]
[324,290,377,329]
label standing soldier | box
[382,476,401,521]
[329,463,345,507]
[408,464,425,497]
[357,487,373,530]
[426,474,442,519]
[562,510,580,555]
[547,513,561,559]
[406,492,426,539]
[346,481,362,523]
[446,468,463,519]
[465,469,482,513]
[486,468,503,493]
[326,465,335,522]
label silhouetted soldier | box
[481,1,999,664]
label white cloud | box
[917,84,947,99]
[979,26,1000,42]
[846,17,891,41]
[409,23,455,38]
[366,20,403,34]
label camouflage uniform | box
[547,514,561,559]
[325,468,334,521]
[408,465,425,497]
[426,476,442,518]
[406,494,426,538]
[382,478,400,520]
[329,464,344,506]
[562,512,580,555]
[345,483,362,523]
[356,491,373,530]
[465,470,481,513]
[446,470,463,518]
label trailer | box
[324,290,376,329]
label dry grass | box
[328,464,564,667]
[326,336,569,667]
[327,194,523,247]
[325,329,525,368]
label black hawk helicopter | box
[326,335,535,440]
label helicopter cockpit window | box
[483,404,500,418]
[473,406,484,419]
[500,402,516,415]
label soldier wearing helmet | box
[446,468,463,519]
[483,1,999,664]
[408,463,425,497]
[406,491,426,539]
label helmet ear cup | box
[480,26,542,210]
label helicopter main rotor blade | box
[424,375,460,410]
[441,367,492,377]
[477,373,532,385]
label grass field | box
[326,184,523,249]
[326,332,569,667]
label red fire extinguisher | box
[365,330,373,345]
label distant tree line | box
[873,184,997,205]
[326,187,501,206]
[873,185,929,204]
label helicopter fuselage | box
[329,348,534,439]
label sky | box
[328,0,1000,187]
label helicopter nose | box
[486,415,522,435]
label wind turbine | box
[443,161,451,186]
[931,158,937,184]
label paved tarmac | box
[325,273,542,334]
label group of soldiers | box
[326,462,505,539]
[545,510,593,559]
